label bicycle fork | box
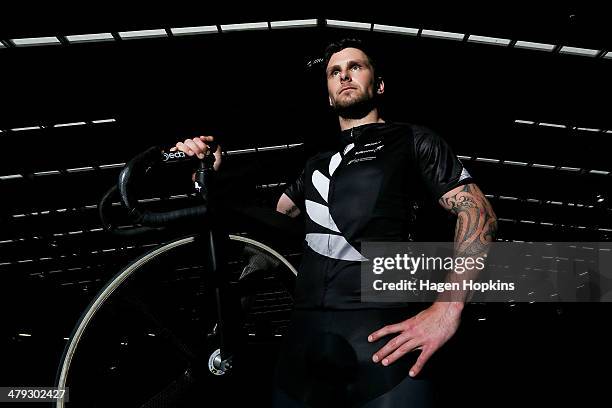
[200,221,243,377]
[195,154,241,376]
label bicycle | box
[55,144,303,407]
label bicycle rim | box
[55,234,297,407]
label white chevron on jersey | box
[312,170,330,202]
[343,142,355,156]
[305,200,340,232]
[305,233,367,261]
[305,150,366,262]
[329,152,342,176]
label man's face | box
[325,47,383,114]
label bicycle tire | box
[56,234,298,408]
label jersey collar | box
[339,122,387,147]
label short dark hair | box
[322,37,381,78]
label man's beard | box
[331,91,377,120]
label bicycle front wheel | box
[56,234,298,407]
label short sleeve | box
[283,169,305,212]
[412,125,473,200]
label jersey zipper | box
[321,127,355,307]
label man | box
[175,38,497,407]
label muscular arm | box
[367,183,497,376]
[437,182,498,304]
[439,182,497,255]
[276,193,301,218]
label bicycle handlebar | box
[99,141,304,240]
[98,184,163,236]
[99,143,218,234]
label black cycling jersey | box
[284,121,473,309]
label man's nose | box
[340,69,351,81]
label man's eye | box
[351,65,361,71]
[331,70,340,77]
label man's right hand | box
[170,135,222,171]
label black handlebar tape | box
[97,184,165,236]
[99,185,118,232]
[117,145,213,228]
[118,146,161,213]
[139,204,207,226]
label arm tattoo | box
[283,204,300,218]
[438,183,498,257]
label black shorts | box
[272,307,434,407]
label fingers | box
[409,346,434,377]
[191,138,208,159]
[372,331,414,364]
[174,141,193,156]
[184,139,206,158]
[174,136,216,159]
[197,136,217,159]
[378,338,420,366]
[368,321,408,343]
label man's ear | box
[329,96,333,106]
[376,77,385,95]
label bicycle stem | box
[194,153,216,203]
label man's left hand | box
[368,302,462,377]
